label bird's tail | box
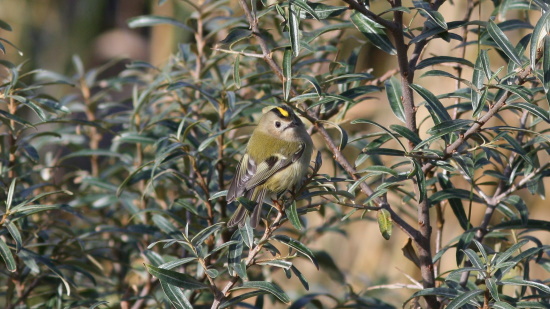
[227,187,267,229]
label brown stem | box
[6,278,41,309]
[80,79,101,177]
[217,103,228,219]
[8,97,16,179]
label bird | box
[226,105,313,228]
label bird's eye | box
[275,121,281,128]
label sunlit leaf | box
[230,281,290,303]
[350,12,396,55]
[385,77,405,123]
[146,264,208,290]
[487,19,523,66]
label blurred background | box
[1,0,548,307]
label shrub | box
[1,0,549,308]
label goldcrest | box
[227,105,313,228]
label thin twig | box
[211,211,286,308]
[212,48,265,58]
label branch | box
[421,66,534,174]
[211,211,286,308]
[237,0,420,241]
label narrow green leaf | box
[218,28,253,46]
[159,257,198,270]
[233,54,241,89]
[430,188,484,204]
[231,281,290,303]
[416,56,474,70]
[492,301,516,309]
[0,237,16,272]
[390,124,422,145]
[296,75,321,96]
[500,279,550,294]
[239,219,254,249]
[501,133,534,166]
[0,110,33,127]
[292,0,319,20]
[272,235,318,269]
[543,34,550,94]
[493,239,529,266]
[364,148,406,156]
[257,259,293,269]
[302,2,347,19]
[377,209,392,240]
[160,281,193,309]
[191,222,224,247]
[438,175,470,230]
[317,120,348,150]
[290,265,310,290]
[153,214,184,240]
[289,2,301,56]
[352,119,406,150]
[530,10,550,70]
[285,201,303,230]
[486,278,500,301]
[412,159,426,202]
[128,15,194,32]
[456,231,475,265]
[417,8,447,29]
[427,119,472,135]
[385,77,406,123]
[6,222,22,252]
[463,249,485,270]
[515,301,550,308]
[146,264,208,290]
[500,195,528,225]
[410,83,451,124]
[494,84,532,102]
[350,12,396,55]
[472,50,487,113]
[220,291,267,308]
[0,19,12,31]
[6,178,16,211]
[445,289,483,309]
[228,231,246,279]
[283,48,292,101]
[408,288,460,304]
[88,301,109,309]
[507,102,550,123]
[487,19,523,66]
[360,165,399,177]
[472,239,488,265]
[493,219,550,231]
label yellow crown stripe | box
[276,107,289,117]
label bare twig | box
[212,48,265,58]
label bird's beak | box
[285,121,298,130]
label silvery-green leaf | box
[350,12,396,55]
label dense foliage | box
[1,0,549,308]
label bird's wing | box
[244,143,305,191]
[227,153,256,202]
